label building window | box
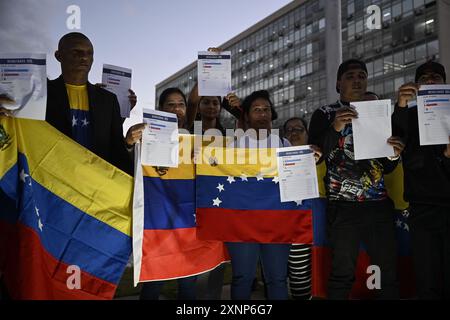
[394,51,404,70]
[319,18,325,30]
[414,0,424,8]
[393,3,402,18]
[395,76,405,92]
[384,79,394,95]
[347,0,355,17]
[403,0,413,14]
[374,58,383,77]
[415,43,427,62]
[383,5,392,23]
[306,43,312,57]
[404,46,415,66]
[427,39,439,59]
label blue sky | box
[0,0,292,128]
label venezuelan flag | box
[311,162,415,299]
[133,135,228,283]
[196,146,313,243]
[0,118,132,300]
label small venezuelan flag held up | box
[196,146,313,243]
[133,135,228,284]
[0,118,132,300]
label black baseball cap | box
[415,61,446,83]
[336,59,368,93]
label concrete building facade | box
[155,0,444,128]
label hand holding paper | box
[332,105,358,132]
[387,136,405,157]
[445,137,450,158]
[397,82,419,108]
[125,123,146,146]
[0,94,15,116]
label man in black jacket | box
[1,33,144,174]
[392,61,450,299]
[308,59,405,299]
[46,32,148,175]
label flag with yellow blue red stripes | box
[0,117,132,300]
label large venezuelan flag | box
[311,162,415,299]
[133,135,228,284]
[196,146,313,243]
[0,118,132,300]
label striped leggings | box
[288,244,312,300]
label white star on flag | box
[295,200,303,206]
[240,173,248,181]
[216,183,225,192]
[72,115,78,127]
[19,169,29,183]
[227,176,235,184]
[272,176,279,184]
[402,210,410,218]
[81,118,89,126]
[256,173,264,181]
[395,219,402,228]
[403,223,409,232]
[35,206,40,217]
[38,219,43,232]
[212,197,222,207]
[193,214,196,223]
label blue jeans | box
[139,276,197,300]
[225,242,291,300]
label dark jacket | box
[309,100,399,202]
[392,104,450,207]
[45,76,132,175]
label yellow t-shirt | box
[65,83,89,111]
[65,83,91,148]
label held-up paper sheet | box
[417,84,450,146]
[141,109,179,168]
[351,99,395,160]
[197,51,232,97]
[276,145,319,202]
[0,53,47,120]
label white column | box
[325,0,342,104]
[437,0,450,77]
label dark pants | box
[409,204,450,299]
[225,242,291,300]
[0,276,10,300]
[327,200,399,300]
[196,264,225,300]
[139,276,197,300]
